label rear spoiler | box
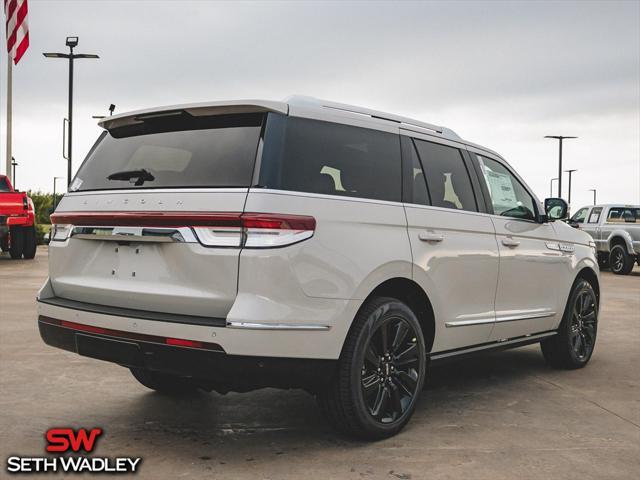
[98,100,289,132]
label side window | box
[588,207,603,223]
[414,139,477,211]
[571,207,589,224]
[608,207,639,223]
[0,177,10,192]
[409,140,429,205]
[477,155,537,221]
[260,115,401,202]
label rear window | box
[607,207,640,223]
[0,177,10,192]
[259,114,401,202]
[71,113,263,191]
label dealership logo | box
[6,428,141,474]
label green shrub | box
[36,224,51,245]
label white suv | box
[39,97,600,439]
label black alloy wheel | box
[361,316,421,423]
[541,278,598,369]
[318,297,426,439]
[568,288,597,361]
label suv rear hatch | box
[48,103,286,321]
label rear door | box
[403,135,499,352]
[471,152,565,340]
[48,111,267,319]
[582,207,604,250]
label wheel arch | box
[576,266,600,307]
[347,277,436,354]
[607,231,634,254]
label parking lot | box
[1,247,639,479]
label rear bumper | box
[38,316,336,392]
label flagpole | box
[5,56,11,182]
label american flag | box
[4,0,29,64]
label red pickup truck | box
[0,174,37,259]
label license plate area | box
[75,333,144,367]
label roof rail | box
[285,95,461,141]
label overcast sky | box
[1,0,638,209]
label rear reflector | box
[166,338,204,348]
[51,212,316,248]
[40,317,223,352]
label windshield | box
[72,112,264,191]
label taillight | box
[194,213,316,248]
[22,196,28,210]
[51,224,73,242]
[50,212,316,248]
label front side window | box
[413,139,477,211]
[607,207,640,223]
[571,207,589,224]
[477,155,537,221]
[588,207,603,223]
[260,114,401,202]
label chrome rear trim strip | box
[226,322,330,331]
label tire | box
[317,297,427,440]
[609,244,634,275]
[130,367,200,394]
[597,253,609,270]
[22,226,37,259]
[9,226,24,259]
[0,236,8,252]
[541,278,598,369]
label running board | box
[429,331,557,362]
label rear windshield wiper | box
[107,168,155,186]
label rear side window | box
[589,207,603,223]
[0,177,10,192]
[72,113,263,191]
[607,207,640,223]
[260,114,401,202]
[413,139,477,211]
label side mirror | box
[544,198,568,221]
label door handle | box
[502,237,520,248]
[419,231,444,243]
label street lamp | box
[52,176,64,211]
[43,37,99,187]
[589,189,597,205]
[550,177,559,197]
[545,135,577,198]
[565,169,577,216]
[11,157,17,189]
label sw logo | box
[5,427,141,475]
[46,427,103,453]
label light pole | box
[44,37,99,187]
[565,169,577,216]
[52,176,64,211]
[545,135,577,198]
[589,189,597,205]
[11,157,17,189]
[550,177,559,197]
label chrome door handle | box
[502,237,521,248]
[419,231,444,242]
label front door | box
[473,153,565,340]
